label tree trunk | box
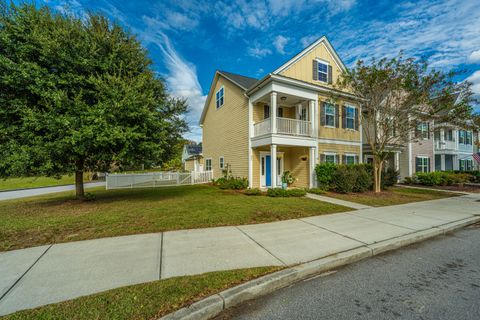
[75,169,85,199]
[373,160,384,193]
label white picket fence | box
[106,171,213,190]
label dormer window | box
[215,87,224,109]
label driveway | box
[0,193,479,316]
[0,182,105,201]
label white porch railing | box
[106,171,213,189]
[253,117,311,137]
[435,140,456,151]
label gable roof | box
[199,70,258,125]
[218,71,258,90]
[272,35,347,75]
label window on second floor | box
[417,122,429,139]
[446,129,454,141]
[345,106,355,129]
[459,130,472,145]
[263,105,270,119]
[219,156,224,169]
[215,87,224,109]
[325,103,335,127]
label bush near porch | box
[314,163,398,193]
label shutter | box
[342,155,346,164]
[427,123,430,139]
[427,158,431,173]
[335,155,339,164]
[320,154,325,163]
[415,157,420,172]
[342,105,346,129]
[320,102,326,126]
[328,65,333,84]
[335,104,340,128]
[313,60,318,81]
[354,108,359,130]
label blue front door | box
[265,155,271,186]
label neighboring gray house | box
[182,144,203,172]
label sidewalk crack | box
[235,226,287,266]
[0,245,52,303]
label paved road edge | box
[159,216,480,320]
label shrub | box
[403,176,414,184]
[267,188,306,197]
[331,165,356,193]
[353,166,373,192]
[306,188,326,195]
[413,171,472,186]
[315,163,337,190]
[382,168,399,188]
[243,188,262,196]
[415,172,440,186]
[214,176,248,190]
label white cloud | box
[247,44,272,58]
[273,35,289,54]
[466,70,480,99]
[300,35,319,48]
[469,50,480,63]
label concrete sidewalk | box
[0,182,105,201]
[1,193,479,316]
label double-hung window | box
[345,154,357,165]
[325,103,335,127]
[417,122,429,139]
[324,154,336,164]
[459,159,473,171]
[345,106,355,129]
[446,129,454,141]
[459,130,465,144]
[215,87,224,109]
[415,157,429,173]
[317,61,329,83]
[219,156,224,169]
[205,158,212,171]
[458,130,472,145]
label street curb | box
[158,217,480,320]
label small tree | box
[337,54,474,192]
[0,3,188,198]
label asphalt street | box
[216,224,480,320]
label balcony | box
[254,117,312,137]
[435,140,456,151]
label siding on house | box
[318,95,361,141]
[202,75,249,179]
[279,42,342,89]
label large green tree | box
[0,2,188,198]
[337,54,474,192]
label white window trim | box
[324,152,337,164]
[416,156,429,173]
[316,59,329,84]
[345,153,357,164]
[219,156,225,169]
[205,158,212,172]
[418,122,429,140]
[325,103,336,128]
[215,86,224,109]
[345,105,356,130]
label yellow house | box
[200,36,364,188]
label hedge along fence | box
[315,163,398,193]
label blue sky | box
[42,0,480,141]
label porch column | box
[309,147,316,188]
[440,154,446,171]
[395,152,400,172]
[271,92,277,134]
[309,100,315,137]
[271,144,277,187]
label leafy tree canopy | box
[0,2,188,197]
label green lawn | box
[0,175,89,191]
[326,186,460,207]
[0,185,350,251]
[2,267,279,320]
